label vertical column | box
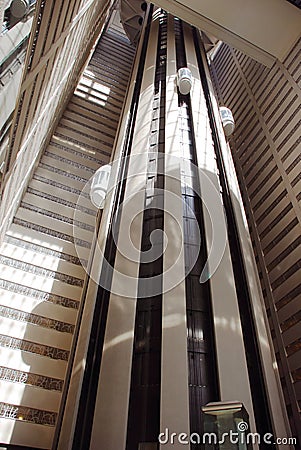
[126,10,166,449]
[183,23,257,438]
[58,31,141,450]
[160,15,190,448]
[89,14,159,450]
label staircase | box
[0,16,135,449]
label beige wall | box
[210,37,301,443]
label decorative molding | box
[0,366,64,391]
[0,279,79,309]
[0,305,75,334]
[0,401,57,426]
[0,334,70,361]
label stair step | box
[54,125,112,155]
[48,140,106,173]
[0,380,61,412]
[0,278,80,310]
[6,223,85,261]
[0,332,69,362]
[0,287,78,323]
[0,263,82,301]
[29,178,90,210]
[41,154,94,180]
[0,347,67,379]
[67,98,119,126]
[15,207,94,248]
[0,251,84,285]
[22,191,96,228]
[63,108,117,136]
[0,317,72,350]
[34,166,88,192]
[1,239,85,278]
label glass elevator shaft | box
[61,7,282,450]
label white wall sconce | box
[177,67,193,95]
[90,164,111,209]
[219,106,235,136]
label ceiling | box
[152,0,301,67]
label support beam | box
[153,0,301,67]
